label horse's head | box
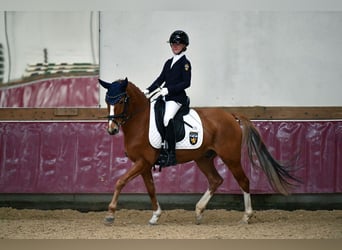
[98,77,129,135]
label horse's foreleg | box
[141,170,162,225]
[195,157,223,224]
[104,190,120,226]
[149,202,162,225]
[104,162,144,226]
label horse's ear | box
[98,79,112,89]
[123,77,128,87]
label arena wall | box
[0,120,341,195]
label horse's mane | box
[125,79,148,102]
[127,81,140,91]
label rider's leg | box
[159,100,181,167]
[165,119,176,163]
[163,100,182,127]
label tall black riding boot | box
[165,119,177,165]
[158,119,177,168]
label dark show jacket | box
[147,55,191,105]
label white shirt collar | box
[171,52,185,68]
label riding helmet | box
[168,30,189,46]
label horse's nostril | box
[107,128,119,135]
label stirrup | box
[157,148,177,170]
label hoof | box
[103,215,115,226]
[148,215,160,225]
[149,205,162,225]
[195,214,202,225]
[239,218,249,224]
[148,221,158,226]
[240,212,253,224]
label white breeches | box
[164,100,182,127]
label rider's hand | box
[160,87,168,96]
[142,89,150,97]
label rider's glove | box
[160,87,169,96]
[142,89,150,97]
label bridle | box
[106,92,130,129]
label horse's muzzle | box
[107,127,119,135]
[107,119,120,135]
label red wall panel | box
[0,121,341,194]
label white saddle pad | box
[149,101,203,150]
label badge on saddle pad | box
[149,101,203,150]
[189,131,198,145]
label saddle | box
[148,97,203,151]
[154,97,190,142]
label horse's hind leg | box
[194,156,223,224]
[241,190,253,224]
[222,157,253,224]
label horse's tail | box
[236,114,301,196]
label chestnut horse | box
[99,78,299,225]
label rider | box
[143,30,192,167]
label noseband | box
[107,92,130,128]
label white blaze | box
[109,105,115,127]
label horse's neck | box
[127,83,149,110]
[123,83,150,132]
